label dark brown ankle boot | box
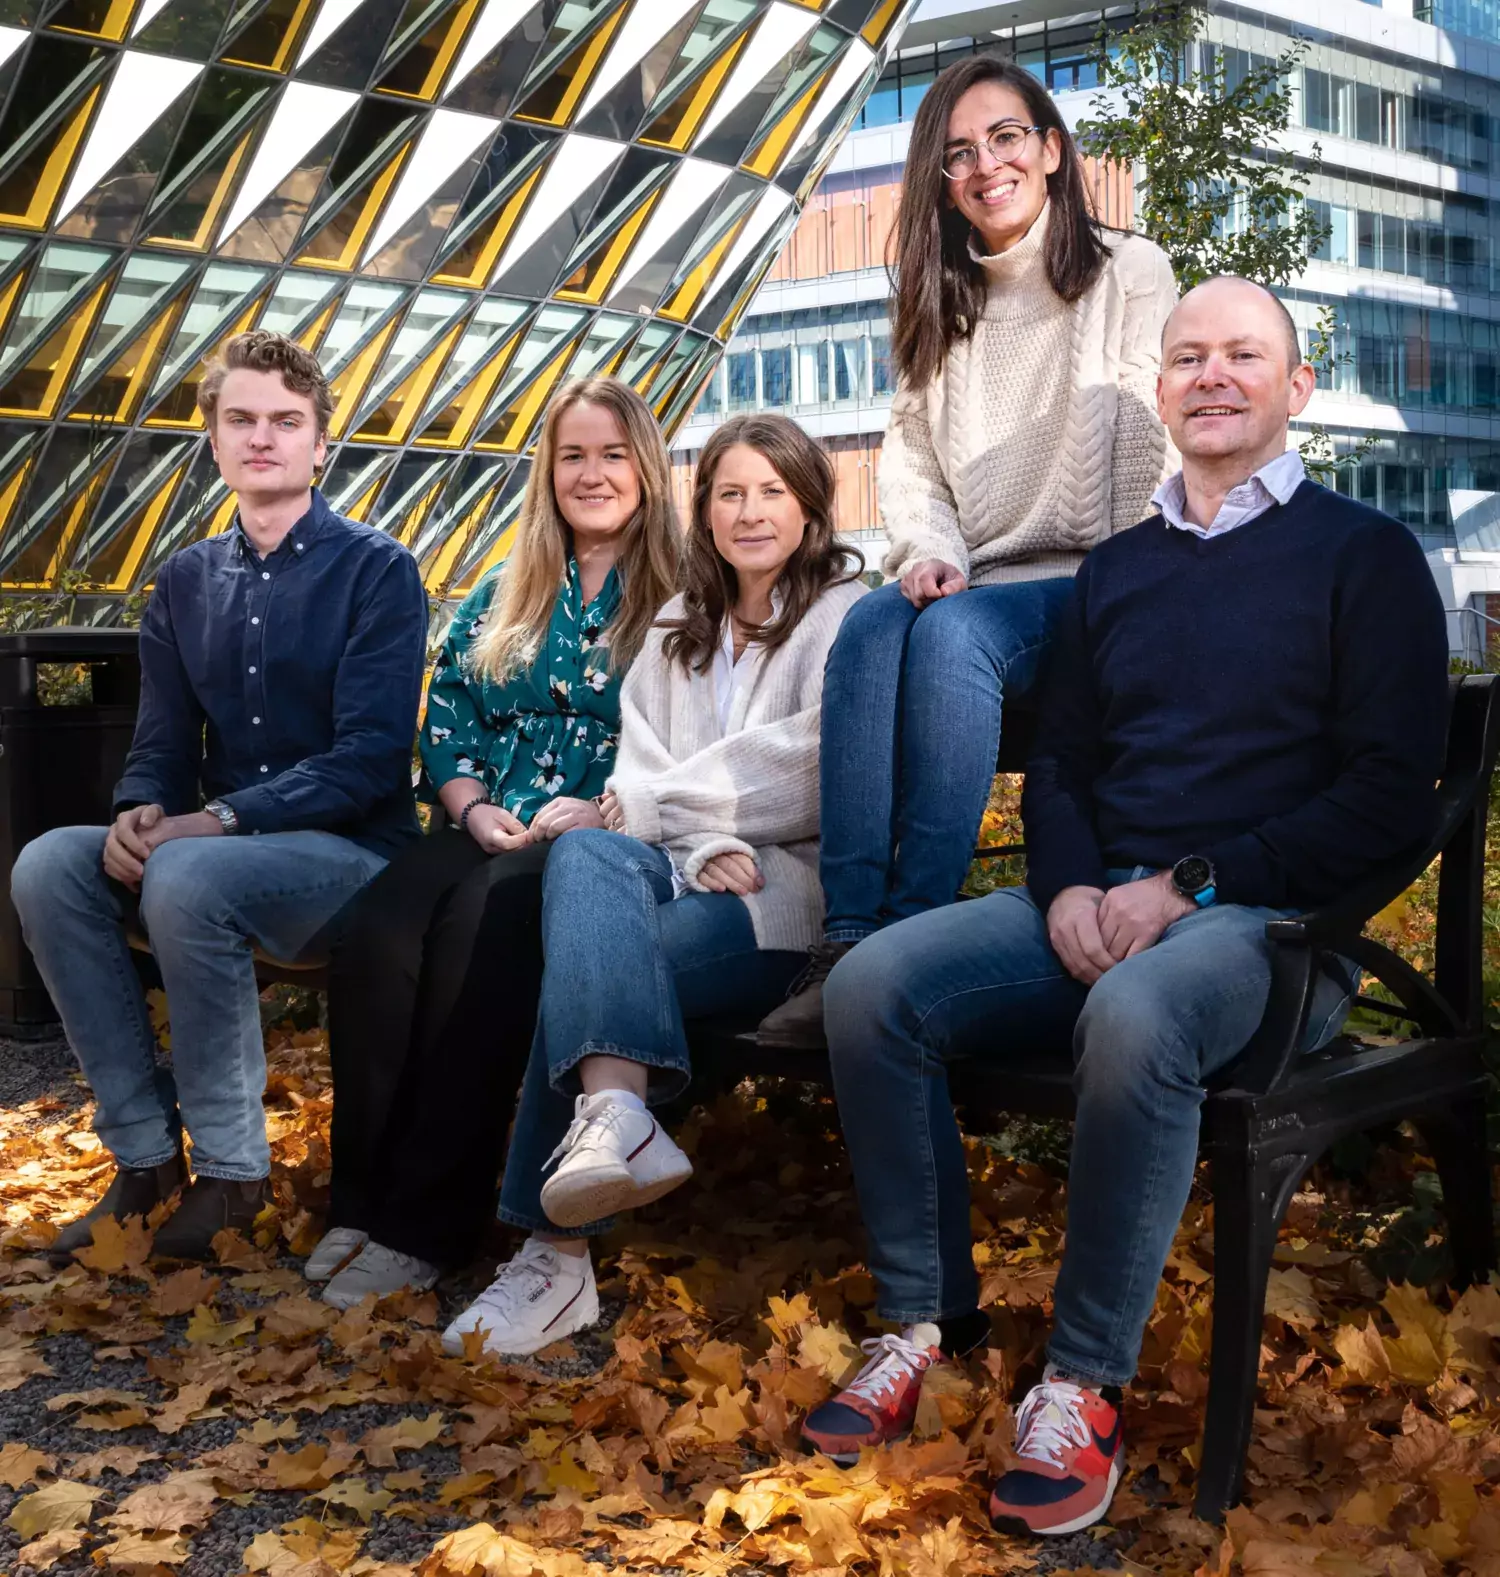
[756,939,856,1050]
[49,1152,187,1262]
[150,1176,271,1263]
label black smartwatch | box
[1170,855,1217,908]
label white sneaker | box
[321,1241,440,1309]
[538,1092,693,1229]
[441,1237,600,1359]
[303,1226,369,1282]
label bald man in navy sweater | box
[801,277,1450,1534]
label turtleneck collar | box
[968,200,1052,302]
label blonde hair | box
[199,330,333,435]
[470,377,680,684]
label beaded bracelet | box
[458,792,489,833]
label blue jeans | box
[11,825,386,1180]
[821,875,1354,1385]
[498,828,803,1236]
[819,577,1075,942]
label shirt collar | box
[1152,450,1306,537]
[231,487,331,562]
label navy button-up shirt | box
[114,488,427,858]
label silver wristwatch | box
[203,799,239,834]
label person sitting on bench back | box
[802,275,1450,1537]
[11,330,427,1266]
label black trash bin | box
[0,628,141,1036]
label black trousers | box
[325,830,551,1266]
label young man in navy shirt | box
[801,277,1450,1533]
[12,332,427,1263]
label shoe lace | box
[841,1331,934,1407]
[466,1241,557,1323]
[787,940,846,997]
[1013,1379,1093,1471]
[544,1097,631,1171]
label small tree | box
[1077,0,1322,289]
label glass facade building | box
[679,0,1500,553]
[0,0,916,614]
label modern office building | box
[675,0,1500,647]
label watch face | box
[1175,856,1212,892]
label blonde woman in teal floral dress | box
[315,378,679,1305]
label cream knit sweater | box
[880,207,1179,585]
[607,578,867,952]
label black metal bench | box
[685,673,1500,1522]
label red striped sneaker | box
[800,1324,942,1463]
[540,1092,693,1229]
[988,1373,1125,1535]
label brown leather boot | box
[49,1151,187,1262]
[150,1176,271,1263]
[756,940,856,1050]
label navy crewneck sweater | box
[1022,480,1451,915]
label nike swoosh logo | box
[1092,1417,1122,1457]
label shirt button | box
[248,665,256,674]
[262,571,270,580]
[295,543,303,551]
[252,716,261,725]
[251,616,260,625]
[259,765,268,773]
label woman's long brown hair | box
[660,414,862,674]
[470,376,680,683]
[891,55,1108,391]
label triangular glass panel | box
[573,0,701,142]
[512,0,625,126]
[472,305,584,449]
[564,308,638,380]
[219,0,315,69]
[252,269,343,340]
[772,36,873,192]
[641,321,696,406]
[0,1,39,24]
[55,66,202,246]
[617,318,675,386]
[654,326,715,425]
[72,252,192,386]
[369,450,451,538]
[411,293,528,433]
[144,260,268,402]
[0,422,44,489]
[738,21,840,173]
[427,122,550,284]
[65,287,185,422]
[347,284,468,431]
[131,437,224,579]
[690,0,819,166]
[75,430,195,586]
[144,65,273,225]
[0,35,105,227]
[129,0,237,57]
[0,275,105,416]
[553,144,672,298]
[43,0,133,42]
[447,456,528,592]
[371,0,467,95]
[294,0,407,89]
[0,424,120,582]
[637,0,755,146]
[311,277,407,376]
[485,144,621,299]
[409,449,504,564]
[143,285,267,425]
[440,0,554,116]
[0,242,110,384]
[292,98,421,267]
[321,442,397,515]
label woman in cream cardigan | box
[438,413,866,1360]
[758,55,1178,1049]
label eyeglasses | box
[941,124,1042,181]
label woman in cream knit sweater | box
[758,55,1178,1049]
[439,414,866,1359]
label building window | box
[727,350,756,410]
[761,345,791,406]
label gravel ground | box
[0,1029,84,1114]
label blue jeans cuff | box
[825,928,876,945]
[496,1206,611,1240]
[548,1040,691,1104]
[1044,1342,1134,1389]
[189,1163,270,1183]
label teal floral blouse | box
[420,558,623,824]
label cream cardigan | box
[607,578,867,952]
[880,208,1179,586]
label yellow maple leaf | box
[544,1446,598,1496]
[1383,1281,1454,1385]
[0,1442,55,1489]
[15,1528,90,1571]
[1330,1318,1390,1387]
[423,1523,591,1576]
[7,1480,103,1540]
[360,1412,446,1468]
[73,1214,153,1275]
[92,1530,191,1570]
[1262,1266,1322,1329]
[314,1481,394,1521]
[794,1323,863,1388]
[764,1292,816,1344]
[238,1417,300,1446]
[183,1304,258,1346]
[149,1266,222,1318]
[109,1473,218,1532]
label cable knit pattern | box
[607,579,868,952]
[880,207,1179,586]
